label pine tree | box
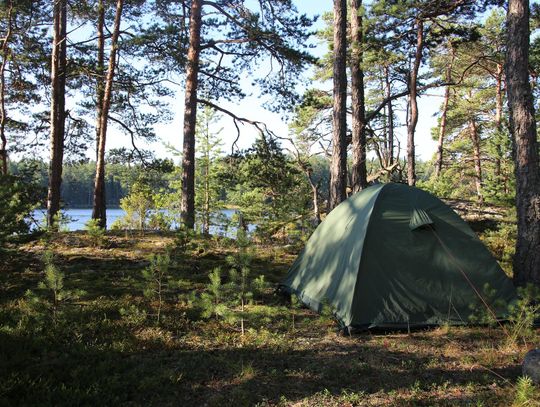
[506,0,540,286]
[194,106,223,235]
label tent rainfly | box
[281,183,517,329]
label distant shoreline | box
[35,206,122,211]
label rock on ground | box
[523,349,540,384]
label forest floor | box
[0,215,538,406]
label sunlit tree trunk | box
[469,118,483,203]
[181,0,202,229]
[0,0,13,175]
[494,63,504,178]
[406,19,423,186]
[92,0,124,228]
[350,0,367,193]
[384,65,394,166]
[203,128,210,235]
[47,0,67,228]
[328,0,348,211]
[435,85,450,178]
[506,0,540,286]
[95,0,105,160]
[435,49,454,177]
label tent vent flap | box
[409,208,434,230]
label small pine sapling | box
[199,267,229,319]
[252,274,270,300]
[507,284,540,346]
[25,250,85,325]
[226,229,255,336]
[142,253,171,324]
[467,283,508,327]
[84,219,106,247]
[172,226,197,263]
[513,376,538,406]
[290,293,303,332]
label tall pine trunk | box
[435,48,454,177]
[203,128,210,235]
[494,63,504,179]
[0,0,13,175]
[181,0,202,229]
[406,19,423,186]
[384,65,394,166]
[328,0,348,211]
[47,0,67,228]
[469,118,483,203]
[95,0,105,160]
[435,85,450,177]
[311,182,321,225]
[350,0,367,193]
[92,0,124,228]
[506,0,540,286]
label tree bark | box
[469,118,483,203]
[95,0,105,160]
[47,0,67,228]
[435,46,454,177]
[505,0,540,286]
[350,0,367,193]
[181,0,202,229]
[305,170,321,225]
[494,63,503,178]
[328,0,348,211]
[92,0,124,228]
[311,182,320,225]
[203,122,210,235]
[434,85,450,177]
[384,65,394,166]
[0,0,13,176]
[406,19,424,186]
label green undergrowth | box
[0,231,538,406]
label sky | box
[107,0,441,164]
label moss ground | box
[0,230,538,406]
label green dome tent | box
[281,183,517,329]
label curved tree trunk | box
[0,0,13,175]
[328,0,348,211]
[506,0,540,286]
[47,0,67,228]
[181,0,202,229]
[406,19,424,186]
[350,0,367,193]
[92,0,124,228]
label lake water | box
[31,208,244,234]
